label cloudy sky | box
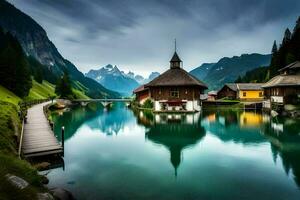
[9,0,300,76]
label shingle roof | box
[236,83,263,90]
[278,61,300,72]
[262,75,300,88]
[145,68,208,88]
[133,85,148,93]
[223,83,263,91]
[225,83,238,91]
[170,52,182,62]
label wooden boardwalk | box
[21,102,63,158]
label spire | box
[170,39,182,69]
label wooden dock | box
[21,102,63,158]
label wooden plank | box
[23,146,61,151]
[21,102,62,157]
[23,146,62,154]
[24,149,63,158]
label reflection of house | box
[134,110,205,176]
[201,110,266,144]
[145,114,205,176]
[262,118,300,188]
[240,112,263,127]
[262,61,300,106]
[134,50,207,112]
[217,83,264,101]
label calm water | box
[47,102,300,200]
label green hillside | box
[26,80,56,100]
[0,85,21,105]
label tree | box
[292,16,300,35]
[235,76,242,83]
[271,40,278,55]
[0,28,32,97]
[55,72,74,99]
[282,28,292,45]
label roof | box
[225,83,238,91]
[133,85,148,93]
[145,68,208,88]
[262,74,300,88]
[236,83,263,90]
[278,61,300,72]
[222,83,263,91]
[208,91,218,96]
[170,52,182,62]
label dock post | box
[61,126,65,155]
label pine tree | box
[292,16,300,35]
[282,28,292,45]
[271,40,277,55]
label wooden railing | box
[18,119,25,158]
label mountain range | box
[86,65,159,95]
[190,53,271,90]
[0,0,119,98]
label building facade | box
[217,83,264,101]
[134,51,207,112]
[262,61,300,107]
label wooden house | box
[134,51,208,112]
[217,83,264,101]
[262,61,300,106]
[133,85,149,105]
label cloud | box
[8,0,300,76]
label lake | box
[47,102,300,200]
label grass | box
[0,102,20,153]
[0,101,46,199]
[25,80,56,101]
[73,88,90,99]
[0,85,21,106]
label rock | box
[37,193,55,200]
[35,162,51,170]
[271,110,279,117]
[5,174,29,189]
[51,188,76,200]
[284,104,296,111]
[40,175,49,184]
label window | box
[170,90,179,98]
[259,92,263,97]
[243,92,246,97]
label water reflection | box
[262,117,300,188]
[50,103,300,199]
[134,111,205,176]
[51,103,104,141]
[86,103,135,135]
[201,110,267,144]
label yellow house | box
[237,83,264,101]
[217,83,264,101]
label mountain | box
[236,17,300,84]
[190,53,271,90]
[0,0,119,98]
[123,70,160,84]
[86,65,139,95]
[86,65,160,95]
[190,63,216,80]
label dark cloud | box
[8,0,300,76]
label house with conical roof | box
[134,50,207,112]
